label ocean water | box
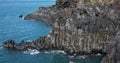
[0,1,103,63]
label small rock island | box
[3,0,120,63]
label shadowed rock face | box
[101,32,120,63]
[56,0,79,9]
[3,0,120,63]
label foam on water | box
[23,49,40,55]
[78,55,88,59]
[68,55,88,59]
[44,50,66,54]
[96,53,101,56]
[68,56,75,58]
[23,50,66,55]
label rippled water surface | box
[0,1,54,44]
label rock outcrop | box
[3,0,120,63]
[101,32,120,63]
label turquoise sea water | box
[0,1,103,63]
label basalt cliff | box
[3,0,120,63]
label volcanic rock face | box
[3,0,120,63]
[101,32,120,63]
[56,0,79,9]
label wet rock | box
[19,14,23,18]
[3,40,15,49]
[24,14,33,20]
[3,40,39,50]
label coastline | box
[2,0,120,63]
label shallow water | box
[0,1,103,63]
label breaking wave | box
[96,53,101,56]
[23,49,66,55]
[69,55,88,59]
[44,50,66,54]
[23,49,40,55]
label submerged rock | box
[19,14,23,18]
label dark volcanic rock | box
[56,0,79,9]
[3,40,15,49]
[19,14,23,18]
[101,32,120,63]
[3,40,41,50]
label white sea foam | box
[44,50,66,54]
[44,51,49,54]
[47,35,51,37]
[68,55,87,59]
[96,53,101,56]
[80,56,87,59]
[23,49,40,55]
[75,55,87,59]
[69,56,74,58]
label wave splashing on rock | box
[23,48,40,55]
[44,50,66,54]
